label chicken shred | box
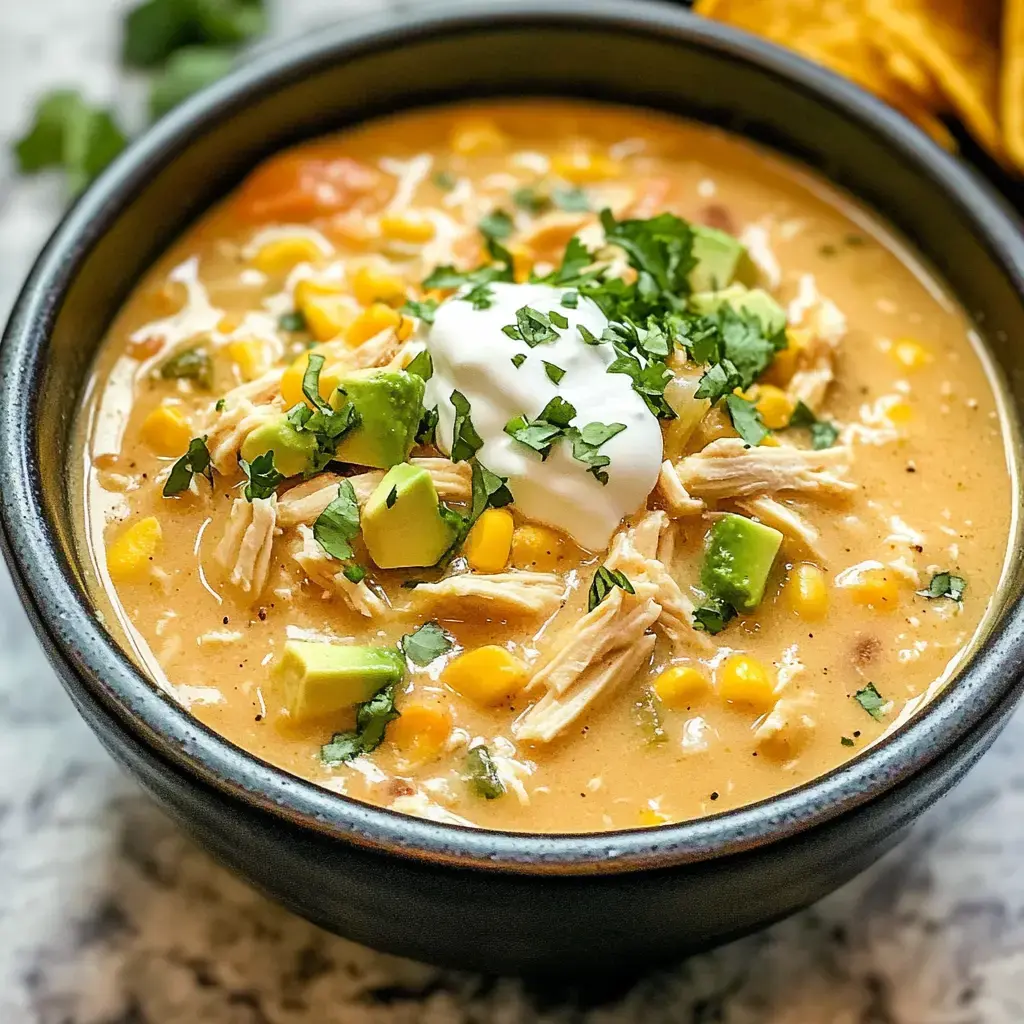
[786,274,847,414]
[204,398,280,476]
[755,694,817,757]
[657,460,706,516]
[413,571,566,618]
[214,496,278,597]
[735,495,823,560]
[291,524,388,618]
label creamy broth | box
[77,102,1013,833]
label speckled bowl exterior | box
[2,0,1024,974]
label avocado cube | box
[273,639,405,723]
[240,415,318,478]
[700,513,783,613]
[689,225,757,292]
[690,284,787,335]
[362,463,457,569]
[330,369,425,469]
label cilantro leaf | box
[543,361,566,386]
[470,459,514,522]
[565,421,626,484]
[465,745,505,799]
[343,563,367,584]
[149,46,235,120]
[405,349,433,381]
[321,682,400,764]
[159,345,213,389]
[461,282,495,310]
[416,405,439,447]
[478,209,514,241]
[163,435,213,496]
[239,450,283,501]
[401,298,439,324]
[385,485,398,509]
[511,354,526,369]
[588,565,635,612]
[502,306,559,347]
[400,621,453,666]
[725,393,769,446]
[692,597,736,635]
[278,310,307,332]
[294,354,362,472]
[312,480,360,560]
[432,169,457,191]
[552,186,590,212]
[302,352,332,413]
[853,683,889,720]
[538,396,577,428]
[548,309,569,330]
[694,359,741,402]
[449,390,483,462]
[917,572,967,604]
[600,208,695,307]
[512,185,549,214]
[561,291,579,309]
[504,416,564,459]
[536,236,598,287]
[788,401,840,449]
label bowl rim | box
[3,0,1024,875]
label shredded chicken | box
[390,792,475,825]
[214,496,277,597]
[204,398,280,475]
[786,274,847,413]
[755,694,817,758]
[413,571,565,618]
[676,438,855,501]
[735,495,823,560]
[656,460,706,516]
[277,459,472,528]
[291,524,388,618]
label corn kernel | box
[638,807,671,827]
[379,212,436,245]
[758,434,781,447]
[551,148,623,184]
[508,242,535,283]
[441,646,528,706]
[396,315,415,342]
[755,384,796,430]
[846,568,900,611]
[763,328,809,387]
[253,236,324,275]
[346,302,403,347]
[226,338,270,382]
[786,563,829,620]
[140,405,191,457]
[351,264,407,307]
[450,118,506,156]
[388,703,453,762]
[653,665,709,708]
[107,516,162,582]
[716,654,775,710]
[217,312,243,334]
[294,277,344,305]
[280,349,345,408]
[891,338,932,371]
[884,398,914,424]
[510,524,567,572]
[464,508,514,573]
[303,296,354,342]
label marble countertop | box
[2,2,1024,1021]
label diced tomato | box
[233,150,381,224]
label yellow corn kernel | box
[253,236,324,275]
[217,312,243,334]
[351,264,407,307]
[450,118,506,156]
[303,295,354,342]
[551,148,623,184]
[510,524,567,572]
[786,563,829,620]
[464,508,514,573]
[507,242,535,283]
[891,338,932,371]
[280,349,345,408]
[653,665,709,708]
[846,569,900,611]
[763,328,809,386]
[716,654,775,710]
[346,302,402,347]
[884,398,914,424]
[388,703,453,762]
[106,517,162,582]
[442,646,528,706]
[758,434,781,447]
[226,338,270,382]
[294,277,344,305]
[755,384,796,430]
[140,405,191,457]
[379,211,436,245]
[638,807,671,827]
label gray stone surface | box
[1,2,1023,1020]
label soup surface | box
[77,101,1014,833]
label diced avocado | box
[700,513,783,613]
[690,284,787,335]
[240,415,317,478]
[362,463,457,568]
[689,225,757,292]
[330,369,425,469]
[273,639,404,723]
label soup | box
[77,102,1013,833]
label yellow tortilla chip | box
[1003,0,1024,171]
[867,0,1003,157]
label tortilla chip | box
[867,0,1003,157]
[1003,0,1024,171]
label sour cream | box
[424,282,663,551]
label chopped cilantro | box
[548,309,569,330]
[312,480,361,561]
[788,400,840,449]
[405,349,433,381]
[535,236,598,287]
[692,597,736,635]
[400,298,439,325]
[505,397,577,460]
[461,282,495,310]
[343,563,367,584]
[123,0,265,68]
[543,361,566,386]
[278,310,306,332]
[512,185,549,214]
[917,572,967,604]
[578,324,601,345]
[401,621,453,666]
[511,353,526,369]
[552,186,590,212]
[239,450,283,501]
[293,354,361,473]
[416,405,439,447]
[465,745,505,799]
[853,683,888,720]
[432,169,457,191]
[449,390,483,462]
[600,208,695,309]
[588,565,635,612]
[160,345,213,389]
[841,736,855,747]
[565,421,626,484]
[470,460,514,521]
[725,393,769,446]
[214,397,226,412]
[163,435,212,496]
[478,209,514,241]
[561,290,579,309]
[502,305,559,347]
[385,485,398,509]
[321,683,400,764]
[422,239,512,290]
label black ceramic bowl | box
[3,0,1024,974]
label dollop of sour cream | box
[424,282,663,551]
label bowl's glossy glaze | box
[3,0,1024,973]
